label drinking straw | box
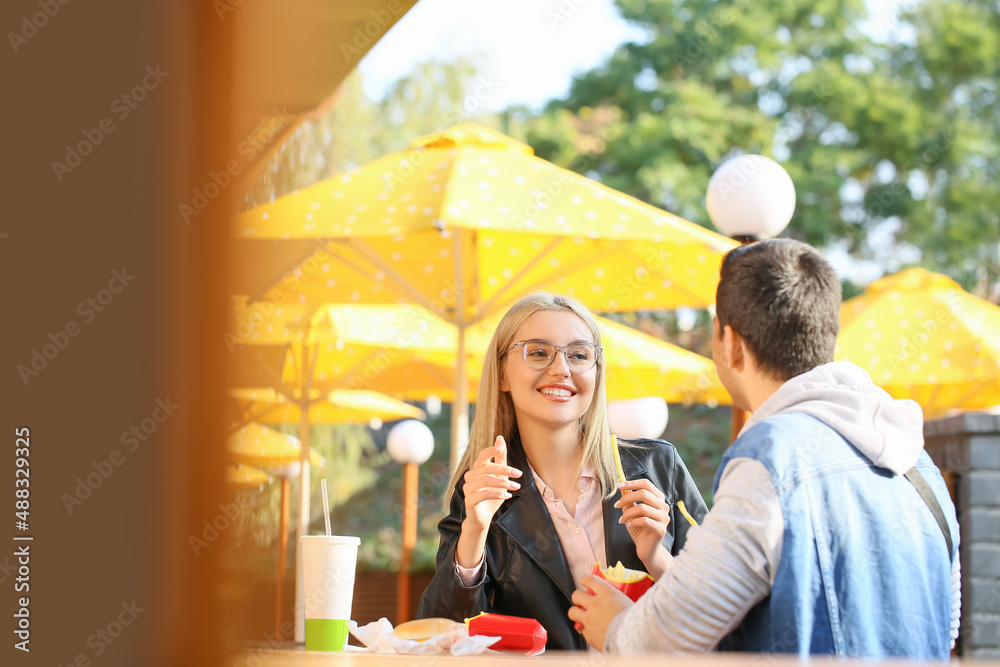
[320,478,332,536]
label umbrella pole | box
[293,341,313,643]
[276,477,290,635]
[451,326,469,474]
[450,230,470,474]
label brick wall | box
[351,569,435,627]
[925,413,1000,659]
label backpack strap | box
[904,467,954,562]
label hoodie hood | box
[740,361,925,474]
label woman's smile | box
[537,383,577,401]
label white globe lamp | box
[387,419,434,465]
[607,397,669,440]
[706,154,796,241]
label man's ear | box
[722,324,745,372]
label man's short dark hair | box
[716,238,841,381]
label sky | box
[357,0,914,284]
[359,0,648,112]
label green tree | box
[518,0,1000,293]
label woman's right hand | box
[463,435,523,530]
[455,436,522,569]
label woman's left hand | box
[614,478,671,577]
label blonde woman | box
[417,293,707,651]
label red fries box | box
[466,612,547,656]
[591,561,654,602]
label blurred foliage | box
[664,403,732,506]
[513,0,999,298]
[330,405,456,572]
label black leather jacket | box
[417,435,708,651]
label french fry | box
[611,434,629,494]
[591,561,654,600]
[676,500,698,527]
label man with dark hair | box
[715,238,841,380]
[570,239,960,659]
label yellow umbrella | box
[229,387,425,425]
[227,464,272,487]
[228,294,471,402]
[232,123,738,468]
[277,302,469,399]
[227,421,324,468]
[228,295,439,427]
[228,295,437,429]
[291,303,729,405]
[588,316,730,406]
[233,123,736,315]
[837,268,1000,417]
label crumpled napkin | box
[348,617,501,655]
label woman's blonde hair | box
[444,292,617,508]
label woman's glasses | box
[507,339,601,373]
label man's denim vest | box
[713,413,957,659]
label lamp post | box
[706,154,796,441]
[386,419,434,625]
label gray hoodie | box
[740,361,925,474]
[606,361,960,653]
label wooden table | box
[229,649,986,666]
